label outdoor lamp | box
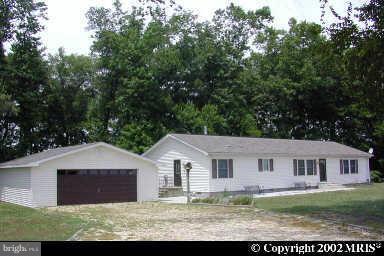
[183,162,192,203]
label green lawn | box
[253,183,384,231]
[0,203,84,240]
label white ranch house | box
[144,134,372,194]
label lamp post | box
[184,162,192,203]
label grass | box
[0,202,85,240]
[253,183,384,231]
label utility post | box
[184,162,192,203]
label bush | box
[191,198,201,203]
[371,170,383,183]
[201,197,220,204]
[229,195,253,205]
[191,197,220,204]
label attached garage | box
[0,142,158,208]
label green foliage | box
[115,122,166,154]
[173,103,226,134]
[191,197,220,204]
[229,195,253,205]
[0,0,48,161]
[321,0,384,173]
[0,0,382,172]
[46,48,95,146]
[371,170,383,183]
[192,195,253,205]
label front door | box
[173,160,182,187]
[319,159,327,182]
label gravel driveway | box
[47,202,382,241]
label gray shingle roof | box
[170,134,371,157]
[0,143,98,168]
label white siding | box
[209,156,320,192]
[325,157,370,184]
[0,167,34,207]
[209,155,370,192]
[31,145,158,207]
[145,138,210,192]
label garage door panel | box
[57,169,137,205]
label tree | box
[86,0,175,146]
[173,103,226,135]
[322,0,384,172]
[244,18,350,142]
[0,0,48,160]
[46,48,95,146]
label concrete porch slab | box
[252,187,355,198]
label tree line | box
[0,0,383,174]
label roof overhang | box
[0,163,38,169]
[208,152,373,158]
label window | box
[298,160,305,176]
[89,170,99,175]
[350,160,358,174]
[306,160,315,175]
[340,159,358,174]
[109,170,119,175]
[120,170,128,175]
[218,159,229,178]
[99,170,109,175]
[343,160,350,174]
[293,159,317,176]
[258,159,274,172]
[262,159,269,171]
[212,159,233,179]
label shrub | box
[191,197,220,204]
[191,198,201,203]
[201,197,220,204]
[371,170,383,183]
[229,195,253,205]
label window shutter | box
[293,159,297,176]
[340,160,343,174]
[258,159,263,172]
[212,159,217,179]
[356,159,359,173]
[313,159,317,175]
[228,159,233,178]
[269,159,274,171]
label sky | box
[40,0,367,55]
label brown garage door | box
[57,169,137,205]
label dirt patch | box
[47,202,384,241]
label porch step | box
[318,182,346,190]
[159,187,184,198]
